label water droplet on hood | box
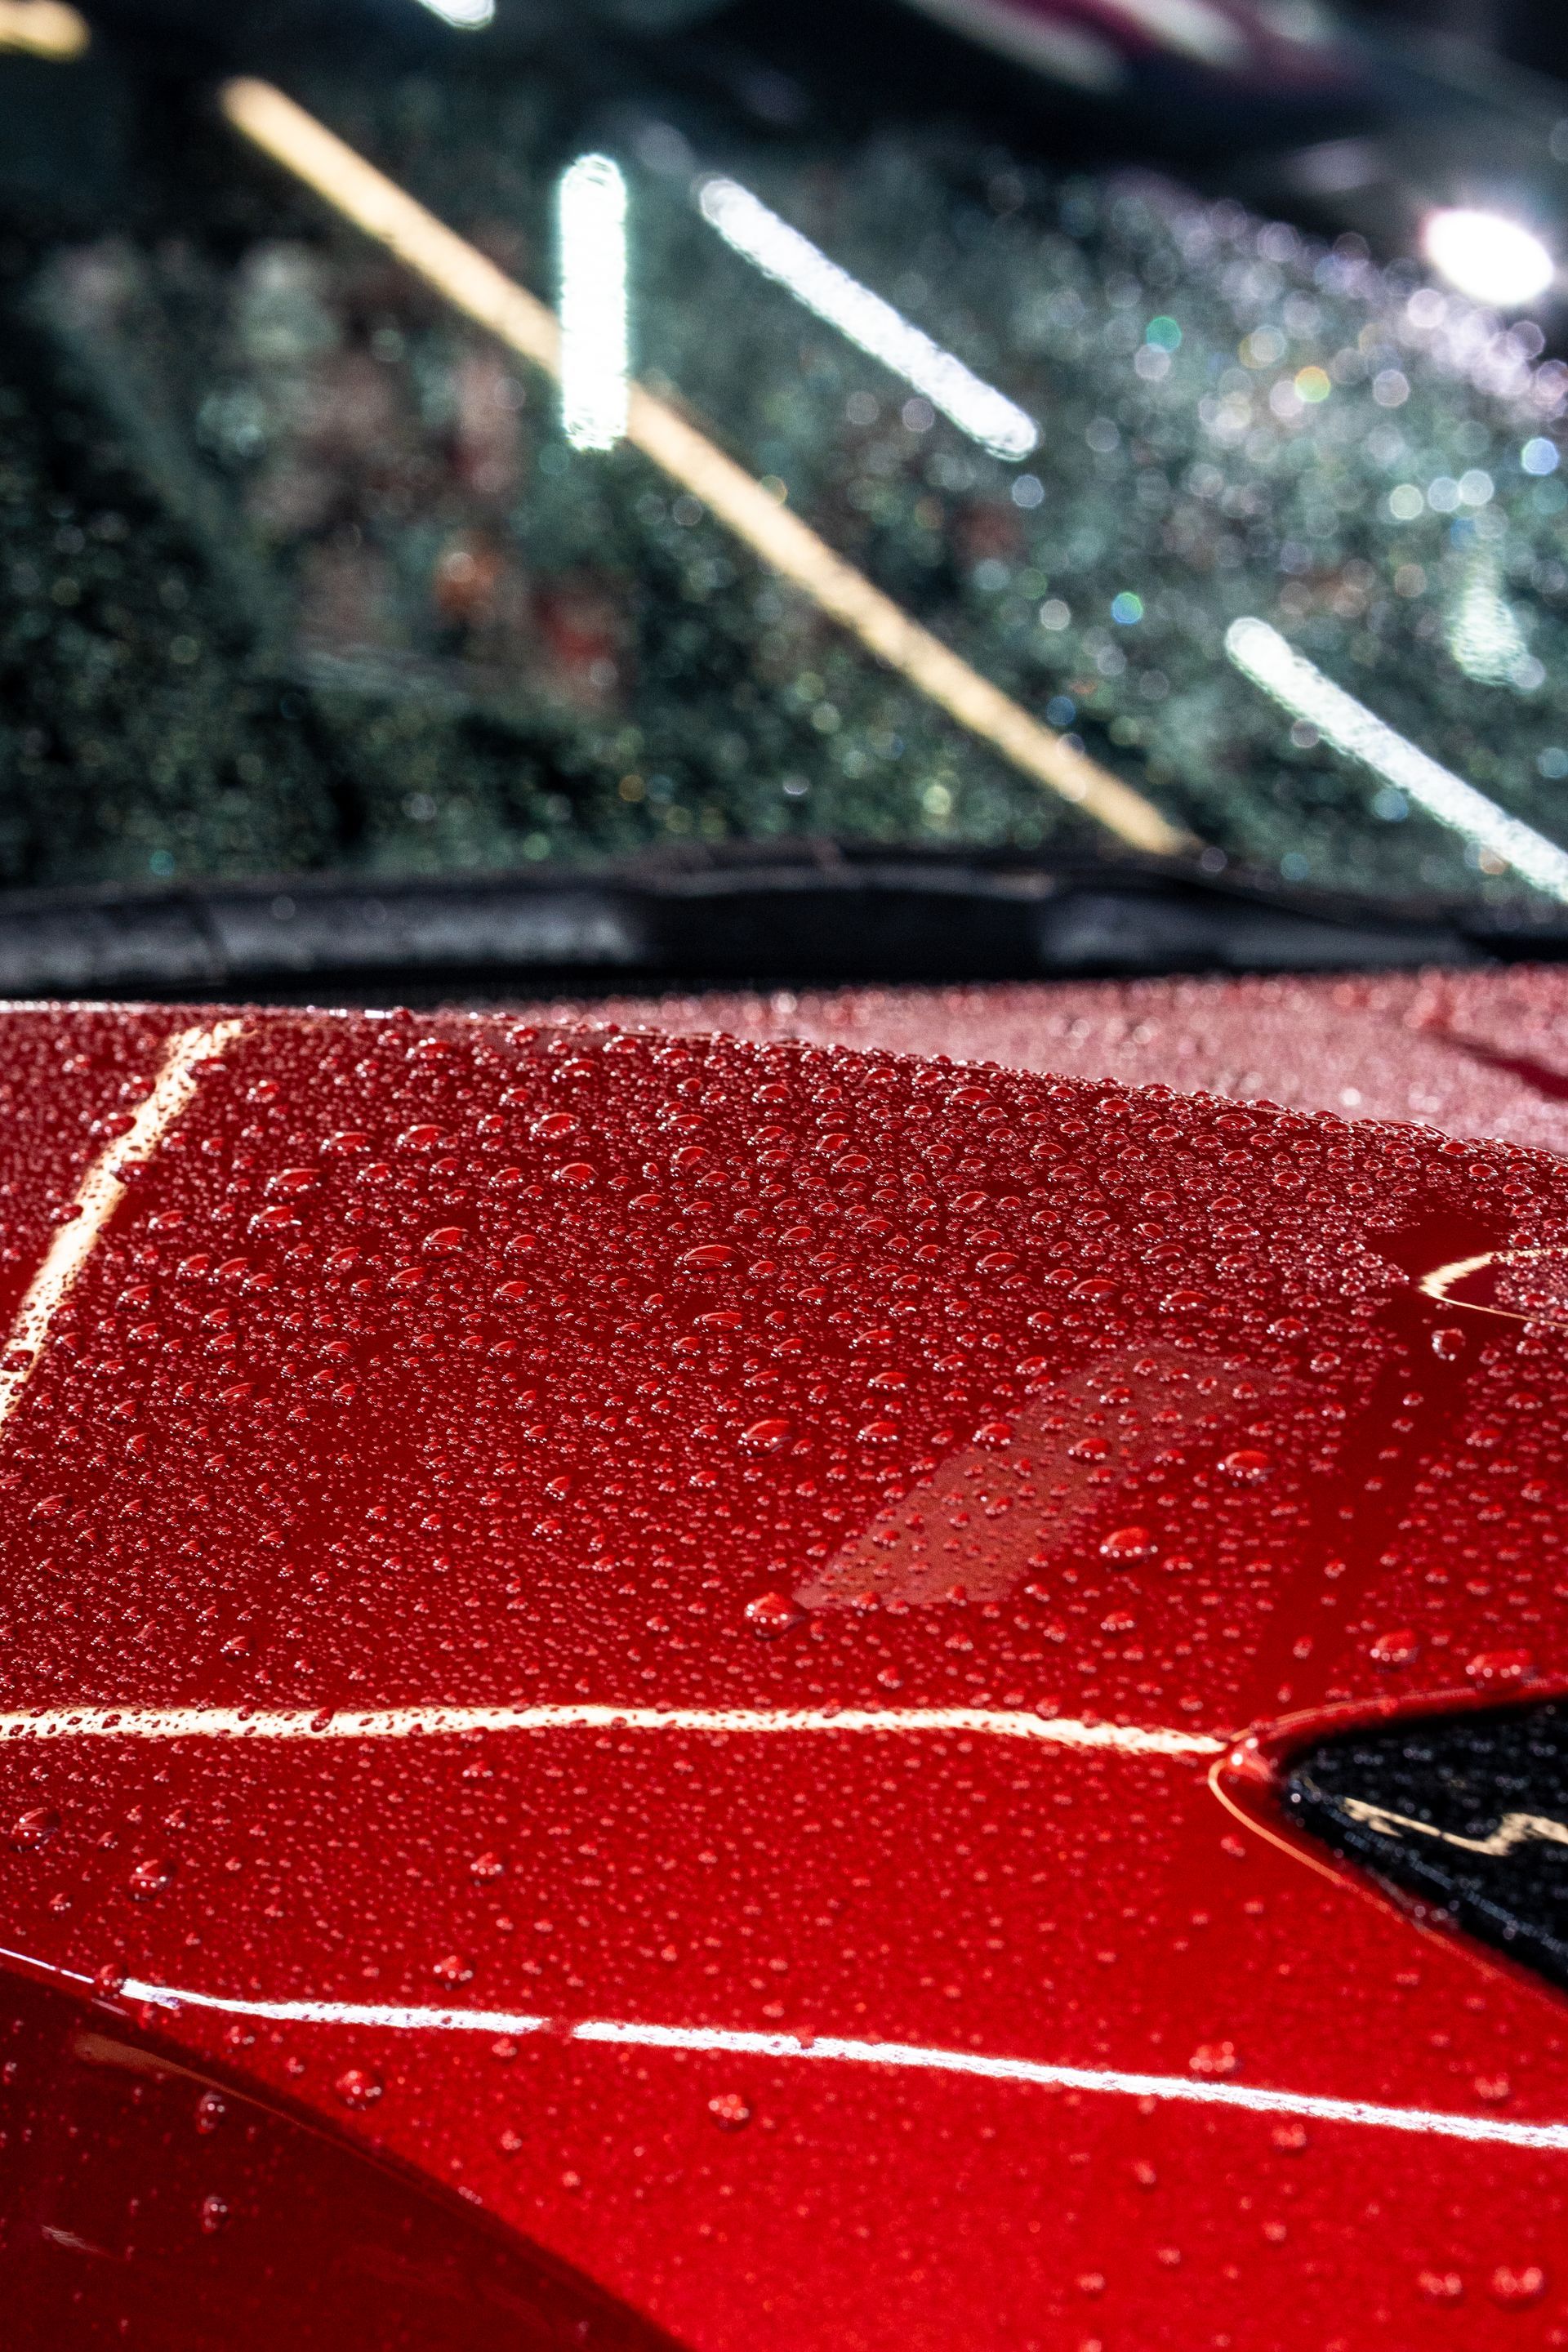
[1466,1647,1535,1686]
[745,1592,802,1637]
[1490,2266,1547,2309]
[1188,2041,1239,2078]
[10,1806,59,1851]
[334,2067,384,2110]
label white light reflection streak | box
[113,1973,1568,2152]
[220,78,1187,858]
[696,176,1039,461]
[0,1020,243,1434]
[1226,617,1568,904]
[559,154,630,452]
[0,1704,1220,1757]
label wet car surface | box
[2,996,1568,2343]
[7,3,1568,2344]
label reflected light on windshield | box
[1226,617,1568,904]
[0,0,89,57]
[219,79,1191,857]
[411,0,496,28]
[559,154,630,452]
[1422,209,1555,308]
[697,175,1039,461]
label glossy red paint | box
[1,988,1567,2347]
[546,966,1568,1156]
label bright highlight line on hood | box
[0,1019,244,1437]
[0,1704,1222,1757]
[113,1971,1568,2151]
[696,175,1039,461]
[558,154,630,452]
[1226,617,1568,904]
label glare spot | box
[1423,209,1555,308]
[412,0,495,25]
[1523,437,1561,478]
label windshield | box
[4,0,1568,951]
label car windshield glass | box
[2,0,1567,925]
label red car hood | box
[2,978,1567,2346]
[550,965,1568,1161]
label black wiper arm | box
[0,841,1544,1003]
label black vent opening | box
[1286,1699,1568,1993]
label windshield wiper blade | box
[0,843,1537,1002]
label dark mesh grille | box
[1286,1700,1568,1993]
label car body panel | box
[0,993,1566,2344]
[557,965,1568,1158]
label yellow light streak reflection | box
[219,78,1192,861]
[0,0,89,59]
